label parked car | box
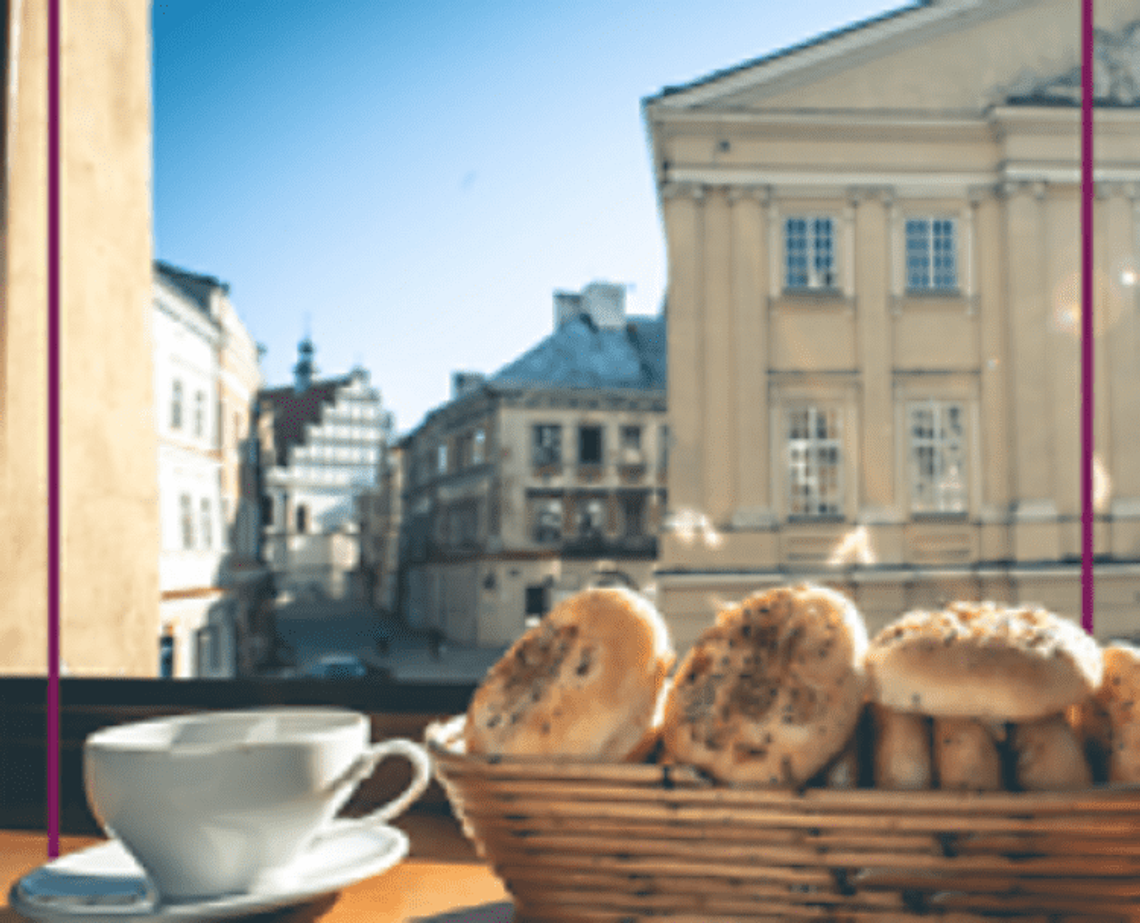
[304,653,369,680]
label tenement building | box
[398,282,667,646]
[259,340,389,600]
[643,0,1140,651]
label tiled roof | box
[491,315,666,391]
[154,260,229,316]
[259,378,349,466]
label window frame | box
[179,493,194,549]
[577,424,604,467]
[532,423,562,469]
[784,404,844,519]
[906,398,969,516]
[904,216,959,294]
[171,379,183,431]
[784,214,839,292]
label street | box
[269,594,508,684]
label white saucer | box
[9,819,409,923]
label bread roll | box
[1012,713,1093,791]
[872,704,932,790]
[1078,642,1140,783]
[464,587,674,759]
[865,602,1102,721]
[934,717,1002,791]
[661,584,869,786]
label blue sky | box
[152,1,898,433]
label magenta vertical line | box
[1080,0,1095,636]
[47,0,62,857]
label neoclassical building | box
[399,282,667,646]
[644,0,1140,651]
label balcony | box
[560,533,658,559]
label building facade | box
[399,282,667,646]
[153,262,253,678]
[259,343,389,600]
[644,0,1140,652]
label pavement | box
[267,592,509,684]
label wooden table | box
[0,812,515,923]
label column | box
[1108,187,1140,510]
[660,183,704,525]
[731,188,771,528]
[854,189,894,521]
[702,187,735,523]
[1003,181,1055,512]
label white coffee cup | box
[83,707,431,901]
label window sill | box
[772,290,854,312]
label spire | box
[293,335,316,392]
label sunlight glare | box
[827,525,877,567]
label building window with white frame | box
[179,493,194,549]
[200,498,212,549]
[194,390,205,438]
[786,406,843,517]
[533,498,563,543]
[171,380,183,430]
[785,216,837,290]
[905,218,957,292]
[908,400,967,514]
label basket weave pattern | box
[428,724,1140,923]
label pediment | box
[646,0,1140,115]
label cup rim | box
[85,706,367,753]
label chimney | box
[553,291,583,328]
[553,282,626,330]
[452,371,486,400]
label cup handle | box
[329,738,433,832]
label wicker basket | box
[426,717,1140,923]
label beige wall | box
[1,0,159,675]
[646,0,1140,651]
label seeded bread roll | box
[1073,642,1140,784]
[464,587,674,760]
[661,584,869,786]
[872,704,932,790]
[1012,713,1093,791]
[934,717,1002,792]
[865,602,1102,721]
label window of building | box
[532,424,561,468]
[533,498,563,543]
[578,425,603,466]
[525,584,548,618]
[171,380,183,430]
[786,406,843,517]
[621,493,646,537]
[906,218,957,292]
[578,497,606,537]
[296,503,308,534]
[473,429,485,464]
[620,425,641,451]
[785,216,837,290]
[437,443,448,474]
[194,390,205,438]
[159,633,175,679]
[200,499,212,549]
[180,493,194,549]
[659,425,669,472]
[908,400,967,514]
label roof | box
[646,1,929,103]
[259,377,351,466]
[491,315,666,391]
[154,260,230,316]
